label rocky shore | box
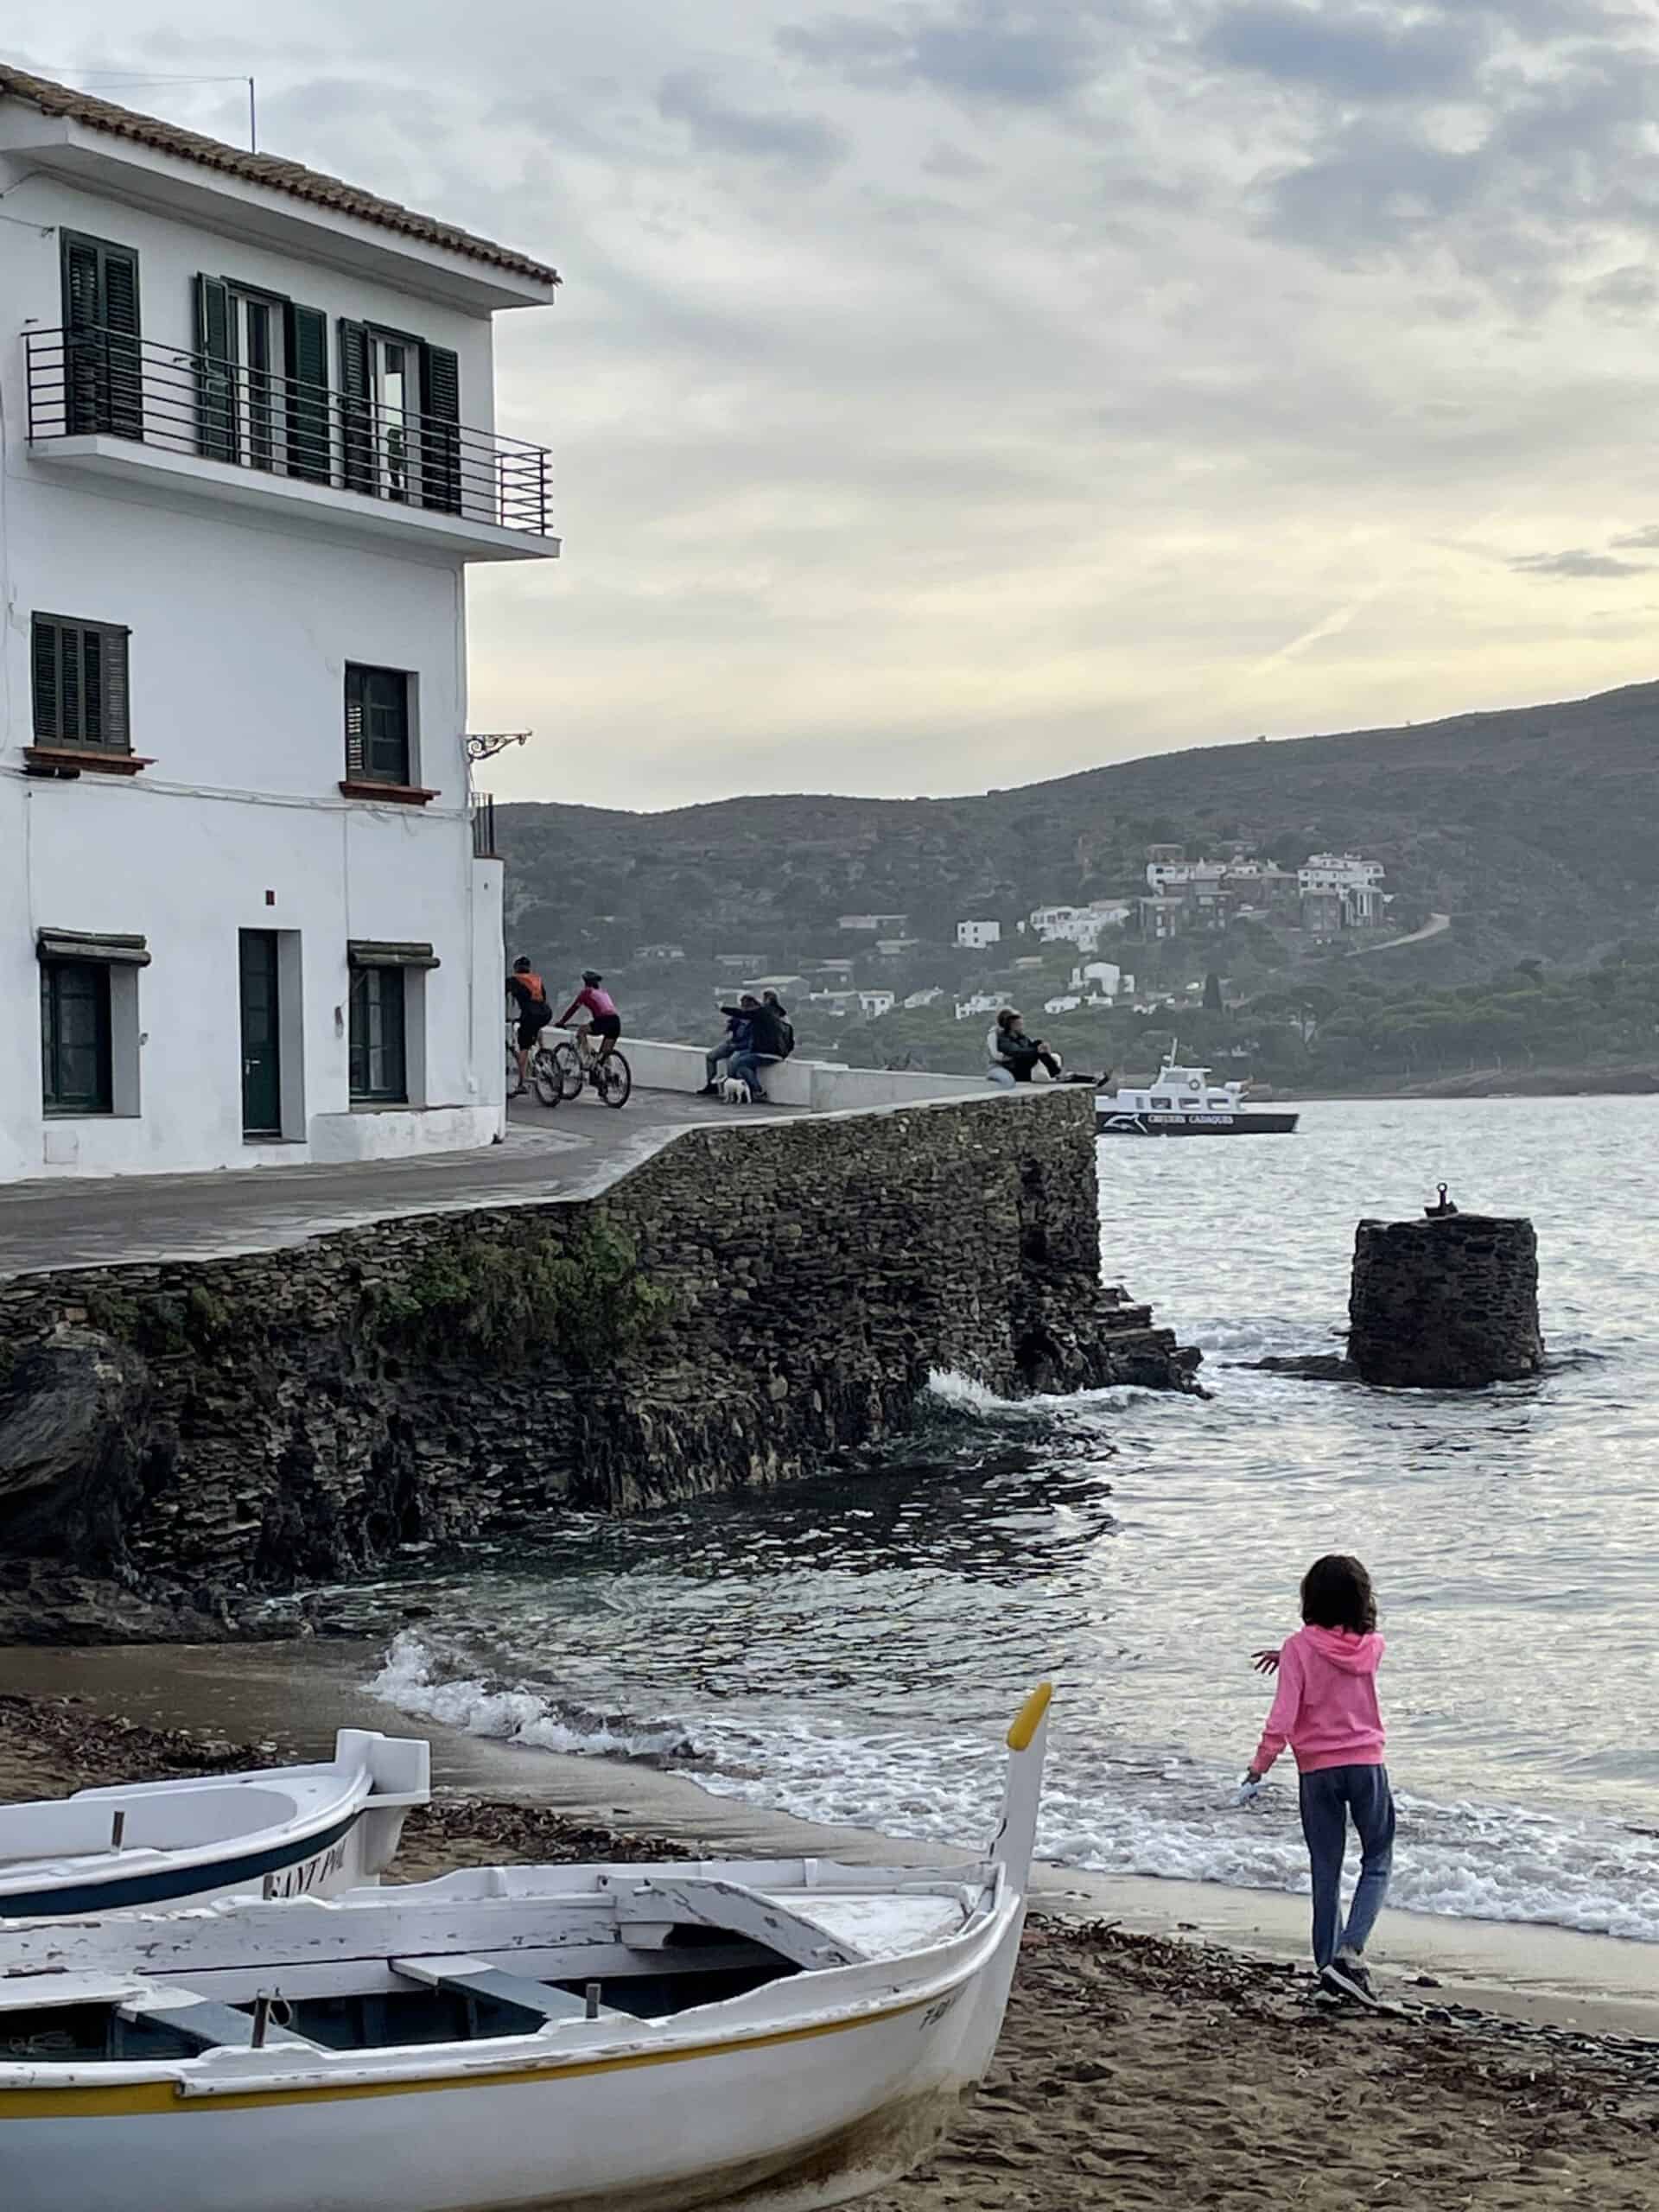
[3,1695,1655,2210]
[0,1093,1198,1647]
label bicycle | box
[543,1026,632,1109]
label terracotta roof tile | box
[0,65,560,288]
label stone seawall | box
[0,1092,1196,1641]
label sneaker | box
[696,1083,719,1096]
[1321,1955,1380,2008]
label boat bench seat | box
[118,1994,326,2052]
[390,1955,625,2023]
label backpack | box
[776,1017,795,1058]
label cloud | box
[1202,2,1489,101]
[1585,264,1659,321]
[779,3,1103,107]
[1510,550,1650,579]
[1610,525,1659,550]
[658,69,848,175]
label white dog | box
[719,1075,753,1105]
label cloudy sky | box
[16,3,1659,807]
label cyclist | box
[555,969,622,1066]
[505,955,552,1097]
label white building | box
[1299,854,1386,927]
[1029,899,1134,950]
[903,987,944,1009]
[1043,995,1083,1014]
[0,68,559,1183]
[838,912,907,932]
[954,991,1002,1020]
[1069,961,1133,999]
[857,989,896,1018]
[956,918,1001,950]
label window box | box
[23,745,153,778]
[337,779,437,805]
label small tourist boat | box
[1096,1043,1299,1135]
[0,1687,1051,2212]
[0,1729,429,1920]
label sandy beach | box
[4,1675,1659,2209]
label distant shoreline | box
[1273,1066,1659,1102]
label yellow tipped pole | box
[991,1682,1052,1885]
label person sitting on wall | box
[988,1007,1063,1085]
[702,995,760,1094]
[761,989,795,1060]
[505,955,553,1098]
[728,992,792,1102]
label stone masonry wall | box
[0,1091,1197,1640]
[1349,1214,1542,1389]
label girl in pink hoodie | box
[1245,1554,1394,2005]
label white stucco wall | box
[0,151,533,1181]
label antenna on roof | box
[248,77,257,154]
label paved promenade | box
[0,1090,803,1280]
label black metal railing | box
[25,326,554,539]
[471,792,498,857]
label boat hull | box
[2,1903,1024,2212]
[1096,1108,1299,1136]
[0,1730,428,1918]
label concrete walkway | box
[0,1090,806,1281]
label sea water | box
[363,1095,1659,1945]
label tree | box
[1203,970,1224,1012]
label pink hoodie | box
[1252,1624,1386,1777]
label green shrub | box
[368,1219,669,1367]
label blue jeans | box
[705,1040,736,1084]
[728,1051,778,1094]
[1299,1763,1395,1967]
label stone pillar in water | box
[1348,1216,1543,1389]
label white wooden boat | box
[0,1686,1051,2212]
[0,1728,429,1919]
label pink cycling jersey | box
[570,985,618,1020]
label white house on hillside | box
[1299,854,1386,927]
[0,68,559,1182]
[956,918,1001,950]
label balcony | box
[470,792,499,859]
[23,327,559,563]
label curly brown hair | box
[1300,1554,1377,1636]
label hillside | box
[495,681,1659,1086]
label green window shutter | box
[285,303,330,483]
[338,319,372,493]
[62,237,104,435]
[101,627,130,751]
[419,344,462,515]
[195,274,235,462]
[344,664,367,779]
[62,237,100,330]
[82,629,104,746]
[31,618,60,742]
[60,625,85,741]
[100,245,143,440]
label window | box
[61,232,141,438]
[32,614,131,752]
[1151,1096,1172,1110]
[195,276,329,483]
[343,664,412,786]
[349,966,407,1103]
[339,321,461,515]
[41,960,112,1114]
